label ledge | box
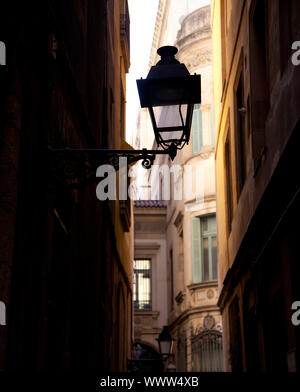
[134,243,160,250]
[134,311,160,320]
[187,281,218,293]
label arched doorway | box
[128,343,164,373]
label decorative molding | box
[176,5,211,42]
[176,6,212,65]
[187,281,218,294]
[192,315,223,337]
[206,288,215,299]
[203,315,215,330]
[191,315,222,339]
[184,50,212,69]
[175,290,185,305]
[174,210,183,237]
[134,243,160,250]
[168,305,220,331]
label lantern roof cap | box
[147,45,190,80]
[157,326,174,342]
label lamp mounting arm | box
[48,145,177,189]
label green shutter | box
[200,215,217,282]
[191,217,202,283]
[192,105,202,154]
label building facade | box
[133,1,223,372]
[132,200,168,372]
[0,0,133,371]
[212,0,300,372]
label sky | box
[126,0,211,147]
[126,0,159,146]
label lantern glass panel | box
[153,104,188,129]
[158,130,183,142]
[160,341,171,356]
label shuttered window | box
[191,217,202,283]
[192,104,202,154]
[191,215,218,283]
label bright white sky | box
[126,0,210,146]
[126,0,159,146]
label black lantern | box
[49,48,202,189]
[156,326,174,357]
[137,46,201,157]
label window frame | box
[224,116,233,234]
[191,214,218,283]
[133,258,152,311]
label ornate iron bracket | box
[48,146,176,189]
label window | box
[133,259,152,311]
[192,104,202,154]
[120,80,125,140]
[235,67,248,195]
[225,128,233,233]
[249,0,269,167]
[220,0,227,93]
[191,215,218,283]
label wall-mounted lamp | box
[137,46,201,154]
[49,46,201,188]
[156,325,175,358]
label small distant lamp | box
[167,361,176,373]
[156,326,174,358]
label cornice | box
[168,305,220,330]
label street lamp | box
[49,46,201,188]
[156,326,174,358]
[137,46,201,155]
[166,359,176,373]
